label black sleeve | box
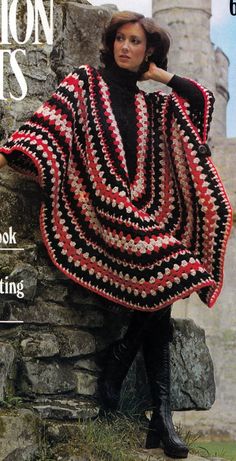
[167,74,204,111]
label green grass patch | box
[192,441,236,461]
[35,412,236,461]
[0,396,23,409]
[76,414,147,461]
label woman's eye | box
[132,38,141,45]
[116,35,123,42]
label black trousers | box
[124,305,172,345]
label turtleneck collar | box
[100,62,139,94]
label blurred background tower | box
[152,0,229,137]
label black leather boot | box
[143,307,189,459]
[98,309,151,413]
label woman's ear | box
[146,47,155,59]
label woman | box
[0,11,232,459]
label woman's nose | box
[121,40,129,51]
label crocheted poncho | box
[1,65,232,311]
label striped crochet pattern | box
[1,65,232,311]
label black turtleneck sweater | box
[100,64,204,183]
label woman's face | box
[113,22,147,72]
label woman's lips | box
[119,55,130,60]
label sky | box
[211,0,235,138]
[90,0,236,138]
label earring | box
[145,55,149,62]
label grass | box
[177,425,236,461]
[74,417,236,461]
[29,409,235,461]
[0,396,23,408]
[75,414,147,461]
[192,441,236,461]
[33,420,55,461]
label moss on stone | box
[0,418,6,437]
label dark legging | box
[123,305,172,345]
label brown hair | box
[100,11,171,73]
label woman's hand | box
[141,62,174,85]
[0,154,8,169]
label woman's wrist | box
[152,68,174,85]
[142,63,174,85]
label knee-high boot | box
[98,310,152,413]
[143,307,189,459]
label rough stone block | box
[0,342,16,400]
[9,263,38,301]
[170,318,215,409]
[69,286,103,306]
[19,360,76,395]
[56,328,96,357]
[20,333,59,358]
[74,358,100,372]
[75,370,97,396]
[51,3,111,78]
[39,283,68,302]
[9,299,104,327]
[37,261,68,282]
[0,241,38,281]
[33,397,99,420]
[0,187,39,244]
[0,409,39,461]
